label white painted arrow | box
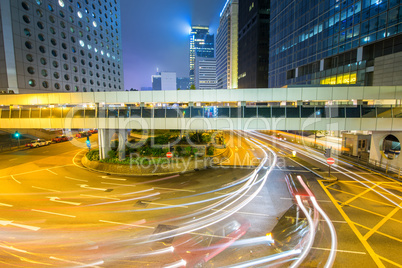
[78,184,113,192]
[0,220,40,231]
[48,197,81,206]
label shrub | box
[87,149,100,161]
[107,150,117,159]
[207,146,215,156]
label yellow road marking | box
[363,201,402,240]
[340,181,402,197]
[378,255,402,268]
[318,180,385,268]
[327,186,395,207]
[347,204,402,224]
[341,183,382,207]
[353,222,402,243]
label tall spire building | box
[189,25,214,87]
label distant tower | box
[216,0,239,89]
[0,0,123,93]
[189,25,214,86]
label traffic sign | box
[166,152,173,158]
[327,158,335,165]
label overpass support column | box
[118,129,127,161]
[98,129,112,160]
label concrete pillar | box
[118,129,127,161]
[188,102,194,107]
[98,128,112,160]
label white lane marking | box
[280,197,332,203]
[10,175,21,184]
[0,164,75,179]
[119,188,154,196]
[65,176,88,182]
[154,187,195,193]
[32,186,61,193]
[99,219,154,229]
[311,247,366,255]
[101,182,135,187]
[47,169,58,175]
[214,192,263,198]
[49,256,103,268]
[79,184,112,192]
[80,194,120,200]
[143,201,188,208]
[0,243,28,253]
[101,176,127,181]
[48,197,81,206]
[0,220,40,231]
[31,209,76,218]
[212,209,270,217]
[0,203,13,207]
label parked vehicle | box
[170,216,250,267]
[76,131,92,138]
[88,129,98,134]
[52,135,72,143]
[26,139,51,148]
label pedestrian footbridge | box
[0,86,401,131]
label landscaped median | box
[81,130,229,176]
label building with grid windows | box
[269,0,402,88]
[0,0,123,94]
[189,25,214,87]
[216,0,238,89]
[195,56,216,90]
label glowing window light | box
[77,11,82,18]
[92,21,97,27]
[87,44,92,50]
[58,0,64,7]
[79,40,85,47]
[107,53,110,58]
[94,48,98,53]
[101,50,104,55]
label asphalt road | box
[246,130,402,268]
[0,133,297,267]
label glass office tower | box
[189,26,214,86]
[238,0,270,89]
[269,0,402,88]
[216,0,238,89]
[0,0,123,93]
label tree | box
[177,88,181,90]
[190,84,196,90]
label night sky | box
[121,0,226,90]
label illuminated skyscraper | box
[189,25,214,86]
[216,0,238,89]
[270,0,402,87]
[0,0,123,93]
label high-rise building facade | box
[189,25,214,86]
[0,0,123,94]
[269,0,402,88]
[176,77,190,90]
[152,72,176,91]
[237,0,270,89]
[216,0,238,89]
[195,56,216,90]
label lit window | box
[79,40,85,47]
[101,50,104,55]
[87,44,92,50]
[92,21,97,27]
[58,0,64,7]
[107,53,110,58]
[94,48,98,53]
[77,11,82,18]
